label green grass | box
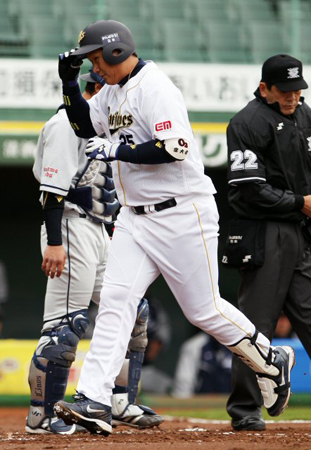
[162,407,311,421]
[140,394,311,421]
[1,393,311,422]
[163,409,231,420]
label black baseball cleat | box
[232,415,266,431]
[54,393,112,436]
[256,346,295,417]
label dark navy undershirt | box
[118,58,146,87]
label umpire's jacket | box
[227,88,311,223]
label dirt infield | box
[1,407,311,450]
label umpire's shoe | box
[232,415,266,431]
[111,393,164,428]
[54,393,112,436]
[257,346,295,417]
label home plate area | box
[1,408,311,450]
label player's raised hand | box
[42,245,67,279]
[86,136,121,161]
[58,48,83,83]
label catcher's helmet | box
[72,20,136,65]
[80,70,105,85]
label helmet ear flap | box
[102,41,135,65]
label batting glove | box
[58,48,83,84]
[86,136,121,162]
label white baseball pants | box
[77,194,269,405]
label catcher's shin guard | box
[228,330,295,416]
[127,298,149,403]
[27,310,89,429]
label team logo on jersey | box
[307,136,311,151]
[43,166,58,178]
[155,121,172,132]
[108,107,133,135]
[277,122,284,131]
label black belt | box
[79,213,87,218]
[132,198,177,215]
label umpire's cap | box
[72,20,136,65]
[261,54,308,91]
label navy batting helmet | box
[72,20,136,65]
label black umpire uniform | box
[224,54,311,430]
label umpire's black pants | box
[227,221,311,421]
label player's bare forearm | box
[302,195,311,218]
[42,245,67,279]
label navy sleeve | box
[42,192,64,246]
[118,140,175,164]
[62,83,97,138]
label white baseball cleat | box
[256,346,295,416]
[111,393,164,428]
[25,416,76,434]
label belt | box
[79,213,87,218]
[132,198,177,215]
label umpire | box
[224,54,311,431]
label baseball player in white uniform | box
[27,70,162,434]
[54,20,295,436]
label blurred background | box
[0,0,311,401]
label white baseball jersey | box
[77,60,270,406]
[88,61,216,206]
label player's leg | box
[54,207,161,434]
[92,227,162,428]
[138,195,295,419]
[26,310,89,434]
[26,217,106,434]
[112,298,163,428]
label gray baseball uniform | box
[33,108,111,324]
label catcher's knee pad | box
[41,309,89,365]
[127,298,149,403]
[128,298,149,353]
[28,309,89,421]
